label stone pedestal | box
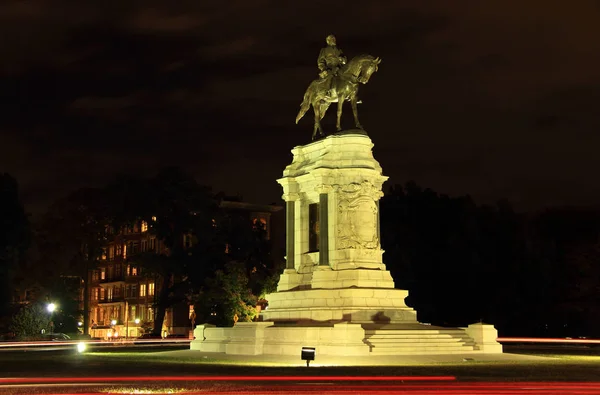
[263,132,415,324]
[189,132,503,356]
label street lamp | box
[110,319,117,340]
[47,303,56,334]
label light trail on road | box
[4,381,600,395]
[0,375,457,384]
[0,339,191,349]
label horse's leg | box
[312,104,319,140]
[336,94,344,131]
[320,102,330,121]
[351,94,362,129]
[317,112,325,137]
[317,101,329,136]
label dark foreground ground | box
[0,344,599,394]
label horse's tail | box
[296,87,311,124]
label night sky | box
[2,1,600,215]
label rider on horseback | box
[317,35,347,97]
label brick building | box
[87,200,282,339]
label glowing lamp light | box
[134,318,140,324]
[46,303,56,313]
[77,322,83,327]
[111,319,117,326]
[76,342,86,353]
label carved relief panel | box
[335,181,383,249]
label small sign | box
[301,347,316,367]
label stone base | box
[277,269,311,291]
[192,322,370,356]
[277,267,394,291]
[464,323,504,353]
[311,267,395,289]
[260,287,417,323]
[190,322,504,356]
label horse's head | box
[357,56,381,84]
[342,54,381,84]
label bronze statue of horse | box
[296,54,381,140]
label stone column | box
[282,192,299,270]
[376,200,381,248]
[285,200,295,269]
[319,193,328,266]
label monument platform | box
[191,322,502,356]
[191,132,502,357]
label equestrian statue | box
[296,35,381,140]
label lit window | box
[141,221,148,233]
[101,269,106,280]
[151,216,157,222]
[132,266,138,276]
[107,287,113,301]
[148,283,155,296]
[123,244,127,259]
[101,248,107,261]
[140,284,146,297]
[183,234,192,249]
[116,244,122,257]
[126,265,130,276]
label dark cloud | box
[1,0,600,214]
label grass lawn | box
[2,345,599,382]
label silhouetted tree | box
[381,182,531,328]
[107,167,219,335]
[530,208,600,336]
[192,208,284,326]
[9,303,50,339]
[36,187,110,335]
[0,174,30,321]
[380,181,600,336]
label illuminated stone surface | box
[191,133,502,356]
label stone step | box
[369,347,477,355]
[363,327,477,354]
[366,332,469,339]
[366,337,474,344]
[364,329,467,335]
[369,343,474,350]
